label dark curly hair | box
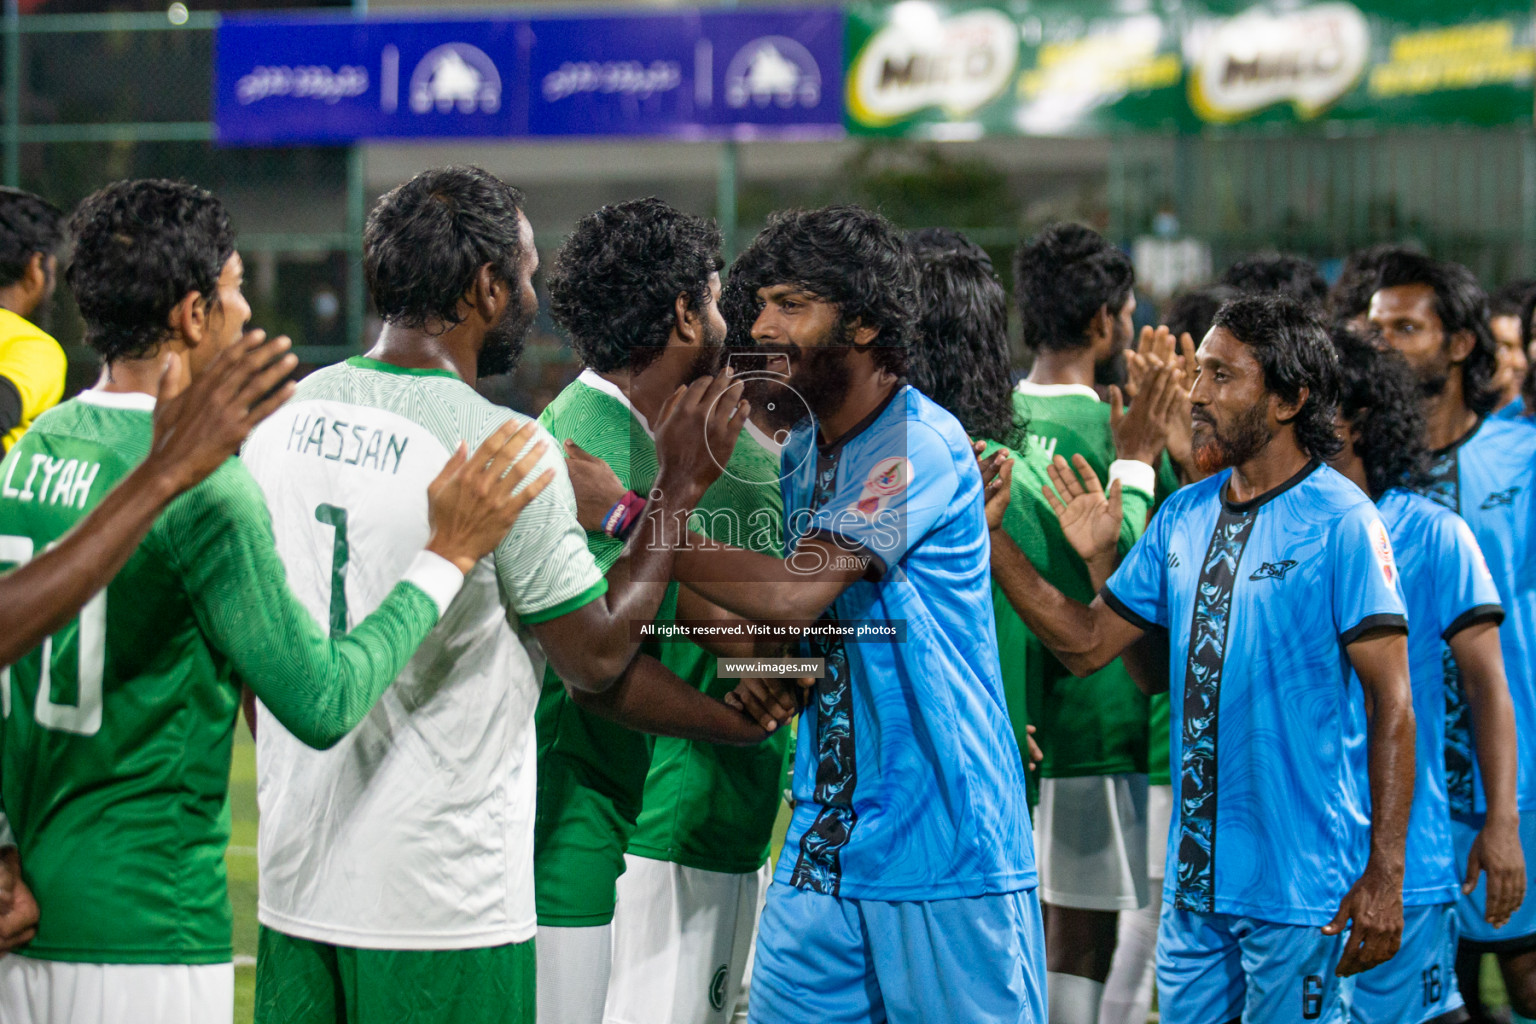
[1491,278,1536,320]
[365,166,527,332]
[0,188,63,289]
[1220,254,1327,308]
[728,205,916,376]
[1210,294,1344,462]
[1328,244,1415,322]
[1013,223,1134,354]
[547,198,722,375]
[1375,251,1500,416]
[1163,283,1241,343]
[906,231,1026,450]
[66,179,234,363]
[721,242,770,352]
[1330,322,1431,498]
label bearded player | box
[572,206,1045,1022]
[532,197,790,1024]
[989,294,1415,1022]
[1327,325,1524,1024]
[1371,252,1536,1022]
[242,170,764,1024]
[0,178,541,1024]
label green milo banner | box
[845,1,1536,137]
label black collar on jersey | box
[1430,415,1486,459]
[1221,457,1321,515]
[816,378,906,457]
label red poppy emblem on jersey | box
[855,457,911,515]
[1369,519,1397,588]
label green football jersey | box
[975,439,1059,809]
[0,390,447,964]
[534,373,670,861]
[1149,693,1171,786]
[1010,383,1168,778]
[628,422,790,874]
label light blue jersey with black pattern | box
[1368,488,1502,907]
[1106,461,1407,926]
[774,384,1036,903]
[1412,416,1536,813]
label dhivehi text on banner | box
[216,7,843,145]
[844,0,1536,138]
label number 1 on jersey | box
[315,503,349,638]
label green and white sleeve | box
[492,423,608,623]
[162,461,462,749]
[1110,458,1156,550]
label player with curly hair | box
[595,205,1047,1022]
[532,196,790,1024]
[1328,324,1524,1024]
[1371,253,1536,1021]
[991,294,1416,1022]
[0,176,555,1024]
[0,188,66,454]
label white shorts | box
[1147,782,1174,884]
[604,854,770,1024]
[1033,773,1149,911]
[0,955,233,1024]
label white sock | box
[1048,971,1106,1024]
[536,924,612,1024]
[1097,888,1162,1024]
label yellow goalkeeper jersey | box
[0,306,66,453]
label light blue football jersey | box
[1105,461,1407,926]
[1370,488,1502,907]
[1412,416,1536,813]
[775,384,1036,902]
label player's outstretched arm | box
[530,369,749,692]
[0,332,297,669]
[988,529,1144,678]
[1043,453,1124,590]
[1327,629,1415,976]
[202,420,552,749]
[568,652,768,746]
[1449,621,1526,926]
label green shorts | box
[253,926,533,1024]
[533,754,640,927]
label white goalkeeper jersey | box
[241,356,606,949]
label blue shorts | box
[1157,904,1350,1023]
[1350,903,1463,1024]
[1452,812,1536,950]
[747,883,1046,1024]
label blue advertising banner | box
[215,8,842,145]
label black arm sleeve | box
[0,374,21,441]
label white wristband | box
[0,812,14,850]
[401,550,466,616]
[1108,459,1157,498]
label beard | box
[786,322,855,427]
[476,294,537,378]
[1192,402,1273,475]
[687,317,728,381]
[1095,349,1128,388]
[1417,370,1451,399]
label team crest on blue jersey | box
[1480,486,1519,509]
[854,456,911,516]
[1247,559,1296,581]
